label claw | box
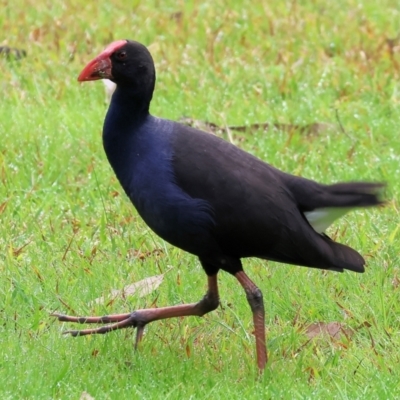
[63,330,81,337]
[50,276,230,366]
[50,313,67,320]
[51,284,219,355]
[135,324,145,349]
[52,312,139,336]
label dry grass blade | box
[91,273,165,305]
[0,200,8,215]
[80,392,95,400]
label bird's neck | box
[109,86,152,124]
[102,85,154,166]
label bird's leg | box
[235,271,267,371]
[52,274,220,348]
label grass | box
[1,0,400,398]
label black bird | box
[52,40,384,371]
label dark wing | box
[171,123,381,272]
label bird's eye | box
[116,51,127,60]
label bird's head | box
[78,40,156,93]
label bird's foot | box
[52,279,220,351]
[51,311,147,347]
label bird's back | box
[170,122,367,272]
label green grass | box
[1,0,400,398]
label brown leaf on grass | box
[304,322,354,340]
[91,273,165,305]
[179,117,334,137]
[120,274,164,297]
[80,392,95,400]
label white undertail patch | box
[304,207,352,233]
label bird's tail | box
[290,181,385,272]
[317,182,386,208]
[322,236,366,273]
[290,181,385,233]
[291,180,386,210]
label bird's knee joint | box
[198,293,219,315]
[246,288,264,313]
[129,311,148,327]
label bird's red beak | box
[78,40,127,82]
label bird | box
[52,40,384,371]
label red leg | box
[235,271,267,371]
[52,275,220,348]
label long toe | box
[51,312,132,324]
[62,315,139,336]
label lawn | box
[1,0,400,398]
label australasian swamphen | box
[52,40,384,371]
